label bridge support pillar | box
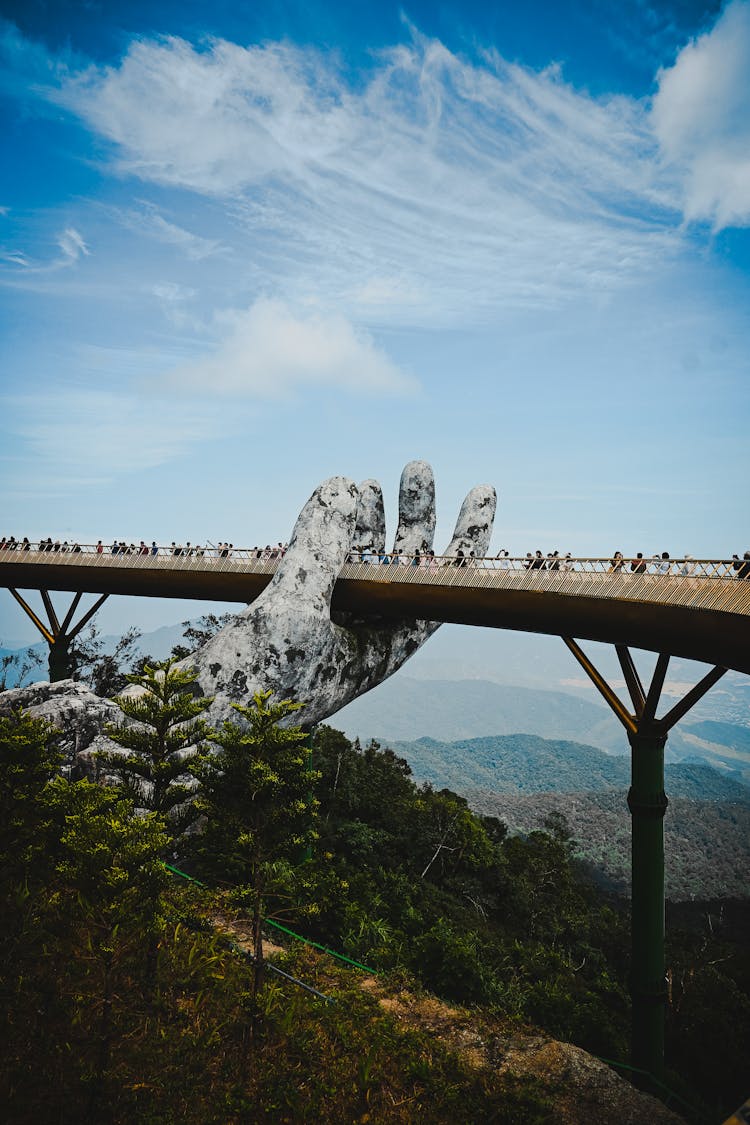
[627,726,668,1081]
[8,588,109,683]
[48,636,74,682]
[561,638,727,1090]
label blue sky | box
[1,0,749,645]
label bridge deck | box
[2,548,749,674]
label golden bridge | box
[2,541,750,1084]
[1,544,748,674]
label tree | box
[45,778,168,1109]
[0,708,61,889]
[0,710,63,997]
[170,612,236,660]
[99,659,213,838]
[0,644,44,691]
[413,788,497,883]
[69,623,142,696]
[191,691,318,1006]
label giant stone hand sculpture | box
[185,461,496,727]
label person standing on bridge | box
[732,552,750,579]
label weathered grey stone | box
[393,459,436,554]
[0,679,122,761]
[351,479,386,553]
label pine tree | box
[191,690,319,1005]
[99,659,212,838]
[70,623,142,696]
[0,709,61,888]
[45,778,168,1110]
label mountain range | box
[377,733,750,901]
[335,675,750,787]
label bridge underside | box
[2,559,748,675]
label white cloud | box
[0,248,30,266]
[652,0,750,229]
[149,280,198,327]
[0,226,89,273]
[57,226,89,262]
[119,202,224,259]
[160,298,416,397]
[45,29,682,322]
[150,281,196,302]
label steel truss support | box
[561,637,727,1086]
[9,588,109,682]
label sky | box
[1,0,749,646]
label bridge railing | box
[339,557,750,615]
[1,545,749,615]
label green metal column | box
[48,636,73,682]
[627,727,668,1083]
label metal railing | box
[1,544,749,617]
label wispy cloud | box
[652,0,750,229]
[149,281,196,302]
[159,298,416,397]
[0,248,30,266]
[0,225,90,273]
[118,201,224,260]
[57,226,89,262]
[41,28,685,324]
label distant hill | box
[683,719,750,755]
[369,731,750,900]
[336,675,750,781]
[465,788,750,901]
[388,733,750,802]
[368,733,750,900]
[337,676,614,744]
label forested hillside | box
[4,693,748,1122]
[466,789,750,899]
[386,734,750,899]
[391,732,750,799]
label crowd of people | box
[1,535,748,577]
[0,537,290,560]
[344,545,750,577]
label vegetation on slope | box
[391,733,750,801]
[385,733,750,899]
[1,686,748,1122]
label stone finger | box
[268,476,359,613]
[351,479,386,554]
[442,484,497,558]
[393,460,436,555]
